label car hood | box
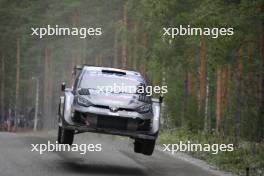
[81,90,147,109]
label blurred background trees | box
[125,0,264,144]
[0,0,263,142]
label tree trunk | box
[15,36,21,125]
[43,47,49,128]
[127,41,132,69]
[0,52,5,121]
[43,46,52,129]
[188,72,192,95]
[132,23,138,70]
[161,68,167,127]
[248,43,254,82]
[33,78,39,131]
[204,74,210,132]
[221,66,228,134]
[235,47,243,139]
[140,33,147,77]
[114,28,119,68]
[257,1,264,141]
[216,65,222,133]
[95,55,100,66]
[72,8,82,65]
[99,54,103,66]
[121,2,127,69]
[199,35,206,113]
[181,70,189,127]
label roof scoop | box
[102,69,126,76]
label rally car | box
[57,65,162,155]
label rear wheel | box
[134,138,156,156]
[58,126,74,145]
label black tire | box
[58,126,74,145]
[57,126,62,143]
[134,139,143,153]
[134,138,156,156]
[141,139,155,156]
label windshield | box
[79,72,144,94]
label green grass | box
[157,128,264,176]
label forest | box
[0,0,263,175]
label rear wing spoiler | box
[73,64,99,75]
[72,65,83,75]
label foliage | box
[158,128,264,176]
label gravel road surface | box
[0,131,232,176]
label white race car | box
[58,65,162,155]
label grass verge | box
[157,128,264,176]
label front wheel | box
[57,126,74,145]
[134,139,142,153]
[134,138,156,156]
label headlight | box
[76,96,92,107]
[78,88,90,95]
[137,104,152,113]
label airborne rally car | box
[58,65,162,155]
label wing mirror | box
[61,82,66,91]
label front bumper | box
[73,103,153,120]
[63,124,157,140]
[60,104,159,140]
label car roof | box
[82,66,142,77]
[81,66,145,84]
